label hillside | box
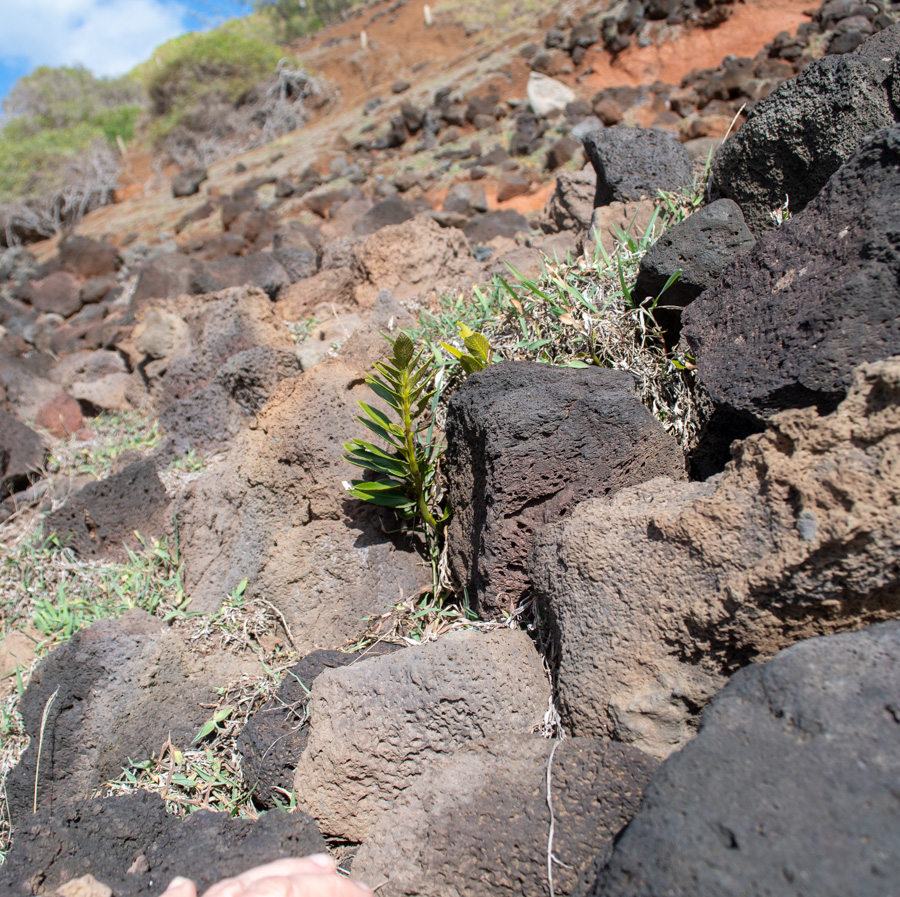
[1,0,900,894]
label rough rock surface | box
[583,623,900,897]
[44,459,170,559]
[0,792,325,897]
[684,126,900,445]
[583,127,692,207]
[354,736,658,897]
[0,410,46,497]
[542,169,596,233]
[4,611,259,823]
[530,356,900,758]
[710,50,898,235]
[293,629,550,841]
[354,213,479,304]
[177,358,428,645]
[634,199,756,337]
[238,645,401,809]
[158,345,302,457]
[132,286,293,409]
[445,362,685,618]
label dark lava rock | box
[463,209,531,244]
[3,611,257,825]
[682,126,900,450]
[26,271,83,318]
[132,253,202,305]
[191,252,289,300]
[583,126,693,206]
[0,792,171,895]
[58,236,119,279]
[582,622,900,897]
[442,182,488,217]
[239,646,400,809]
[634,199,756,343]
[0,791,325,897]
[273,247,318,282]
[159,346,303,457]
[445,362,685,618]
[353,196,417,236]
[172,166,209,198]
[218,346,302,414]
[709,50,897,235]
[44,458,170,558]
[0,411,46,498]
[138,805,325,895]
[510,111,546,156]
[354,737,658,897]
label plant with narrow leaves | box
[343,332,450,594]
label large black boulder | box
[682,126,900,457]
[709,47,897,235]
[634,199,755,344]
[444,362,685,619]
[583,127,692,207]
[580,622,900,897]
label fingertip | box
[161,876,197,897]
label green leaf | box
[393,332,415,368]
[357,402,394,428]
[460,356,484,376]
[368,379,401,410]
[214,706,234,723]
[463,331,491,363]
[347,488,415,509]
[193,719,218,742]
[359,417,401,446]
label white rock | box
[527,72,576,116]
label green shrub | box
[138,30,286,125]
[0,66,142,202]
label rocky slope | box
[1,1,900,894]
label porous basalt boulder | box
[44,459,170,559]
[4,611,259,823]
[0,792,325,897]
[177,358,428,646]
[582,622,900,897]
[445,362,685,618]
[709,49,898,235]
[131,286,292,409]
[542,169,596,233]
[292,629,550,841]
[633,199,756,341]
[583,127,692,207]
[530,356,900,758]
[354,736,658,897]
[683,126,900,460]
[238,645,401,809]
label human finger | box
[160,876,198,897]
[201,857,339,897]
[238,872,372,897]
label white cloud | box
[0,0,191,78]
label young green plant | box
[343,332,450,597]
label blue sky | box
[0,0,253,106]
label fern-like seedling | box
[343,332,449,536]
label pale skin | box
[159,856,372,897]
